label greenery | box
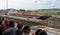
[17,9,60,15]
[1,8,60,15]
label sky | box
[0,0,60,10]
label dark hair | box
[9,20,14,27]
[17,23,23,29]
[35,29,42,35]
[23,25,30,33]
[0,20,2,25]
[35,29,47,35]
[39,31,47,35]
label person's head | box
[38,31,47,35]
[0,20,2,25]
[24,25,30,30]
[23,25,30,33]
[35,29,42,35]
[17,23,23,29]
[9,20,14,27]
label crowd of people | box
[0,17,47,35]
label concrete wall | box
[43,17,60,29]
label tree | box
[19,9,25,12]
[26,10,32,13]
[57,12,59,15]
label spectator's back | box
[2,20,16,35]
[3,27,16,35]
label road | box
[14,22,60,35]
[31,26,60,35]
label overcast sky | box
[0,0,60,10]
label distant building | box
[8,9,18,15]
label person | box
[23,25,31,35]
[35,29,47,35]
[1,18,8,32]
[16,23,23,35]
[8,20,14,27]
[2,20,16,35]
[4,18,9,28]
[0,20,3,35]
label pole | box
[6,0,8,9]
[6,0,8,15]
[35,0,37,10]
[35,0,37,13]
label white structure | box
[8,10,18,15]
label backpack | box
[1,24,8,31]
